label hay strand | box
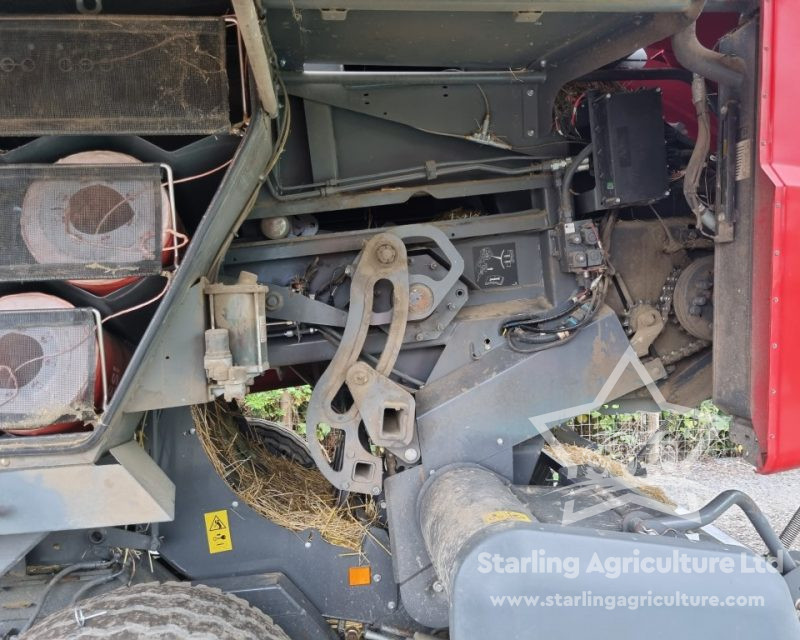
[545,443,675,507]
[191,401,374,551]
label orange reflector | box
[348,566,371,586]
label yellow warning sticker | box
[204,509,233,554]
[482,510,532,525]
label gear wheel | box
[673,255,714,341]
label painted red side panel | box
[752,0,800,473]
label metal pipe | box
[623,490,797,574]
[232,0,279,117]
[671,18,744,88]
[282,69,546,86]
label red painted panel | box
[752,0,800,472]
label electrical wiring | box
[503,274,609,354]
[207,56,292,280]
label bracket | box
[305,233,410,494]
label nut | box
[376,243,397,264]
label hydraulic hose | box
[623,490,797,574]
[560,143,594,223]
[19,559,116,634]
[683,74,715,232]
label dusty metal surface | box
[0,17,229,135]
[305,233,411,494]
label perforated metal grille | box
[0,17,229,135]
[0,309,97,431]
[0,163,163,282]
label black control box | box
[589,89,668,208]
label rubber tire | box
[21,581,291,640]
[245,418,316,469]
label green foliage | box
[243,385,312,431]
[569,400,737,460]
[661,400,734,457]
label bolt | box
[436,323,444,331]
[447,302,456,311]
[279,58,287,67]
[387,601,396,610]
[231,500,239,508]
[526,89,535,97]
[429,261,439,270]
[189,428,196,435]
[415,333,425,342]
[380,500,387,509]
[352,370,369,385]
[0,458,9,467]
[304,541,312,548]
[526,129,535,137]
[404,448,419,462]
[376,243,397,264]
[432,580,444,593]
[373,573,382,583]
[497,437,504,446]
[372,486,381,495]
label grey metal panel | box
[712,19,758,420]
[233,210,550,261]
[451,524,800,639]
[0,532,46,577]
[265,9,693,72]
[124,282,209,411]
[0,442,175,535]
[416,307,664,477]
[264,1,694,10]
[303,101,339,183]
[254,174,552,217]
[155,407,412,626]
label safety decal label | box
[482,510,532,525]
[204,509,233,554]
[473,242,518,288]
